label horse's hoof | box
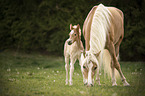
[65,83,68,85]
[112,83,117,86]
[123,83,130,86]
[84,83,87,86]
[98,83,101,86]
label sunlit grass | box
[0,51,145,96]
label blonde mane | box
[89,4,111,53]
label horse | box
[81,4,130,86]
[64,24,84,85]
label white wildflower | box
[112,93,117,96]
[7,68,11,72]
[27,72,30,74]
[80,91,85,94]
[17,72,20,74]
[37,67,40,70]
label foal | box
[64,24,84,85]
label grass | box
[0,50,145,96]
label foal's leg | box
[69,58,76,85]
[108,42,130,86]
[65,56,69,85]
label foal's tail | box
[102,49,119,79]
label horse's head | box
[81,51,101,87]
[67,24,81,45]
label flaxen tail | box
[102,49,119,79]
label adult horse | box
[64,24,84,85]
[81,4,130,86]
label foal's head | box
[67,24,81,45]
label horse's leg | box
[111,60,117,86]
[78,57,88,85]
[69,58,76,85]
[96,67,101,85]
[108,42,130,86]
[115,35,123,60]
[65,56,69,85]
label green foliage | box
[0,0,145,60]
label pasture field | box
[0,51,145,96]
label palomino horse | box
[81,4,130,86]
[64,24,84,85]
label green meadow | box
[0,51,145,96]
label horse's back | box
[83,5,124,48]
[107,7,124,44]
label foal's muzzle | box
[67,40,73,45]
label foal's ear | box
[76,24,80,34]
[95,51,101,57]
[77,24,80,27]
[70,24,73,30]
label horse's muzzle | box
[87,84,93,87]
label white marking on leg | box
[88,63,93,86]
[112,68,117,86]
[65,57,69,85]
[118,69,130,86]
[65,63,69,85]
[96,67,101,85]
[69,59,75,85]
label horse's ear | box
[70,24,73,30]
[95,51,101,57]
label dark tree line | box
[0,0,145,61]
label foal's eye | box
[83,66,86,69]
[74,34,77,36]
[94,67,97,70]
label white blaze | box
[70,30,74,35]
[88,63,93,85]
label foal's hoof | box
[69,82,73,86]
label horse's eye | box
[83,66,86,69]
[74,34,77,36]
[94,67,97,70]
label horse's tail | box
[102,49,119,79]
